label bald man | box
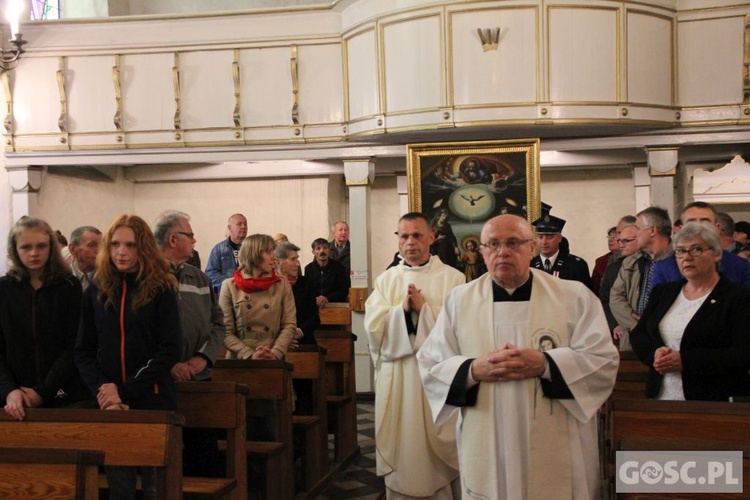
[418,214,618,499]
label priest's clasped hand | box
[470,342,547,382]
[403,283,426,313]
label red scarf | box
[233,268,281,293]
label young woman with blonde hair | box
[0,216,87,420]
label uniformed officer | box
[531,214,594,290]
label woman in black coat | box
[0,217,85,420]
[631,222,750,401]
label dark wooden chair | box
[214,358,295,500]
[0,409,183,500]
[0,447,104,499]
[287,345,329,492]
[176,381,249,500]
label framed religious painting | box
[406,139,541,281]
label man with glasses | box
[591,215,637,296]
[364,212,465,499]
[610,206,673,351]
[530,214,593,290]
[599,224,639,335]
[651,201,750,291]
[418,214,617,499]
[591,226,618,295]
[154,210,225,476]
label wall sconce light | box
[477,28,500,52]
[1,0,26,71]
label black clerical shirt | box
[445,274,574,407]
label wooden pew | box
[176,381,249,500]
[611,350,649,400]
[314,329,360,464]
[0,447,104,499]
[0,409,183,500]
[287,345,329,493]
[213,359,295,500]
[319,302,352,328]
[607,399,750,497]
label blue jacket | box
[205,238,238,293]
[650,249,750,292]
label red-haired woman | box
[0,216,87,420]
[75,214,181,500]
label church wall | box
[537,167,636,269]
[29,168,136,244]
[133,176,331,268]
[26,171,331,270]
[369,174,402,276]
[0,159,12,274]
[327,174,348,238]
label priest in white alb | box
[365,212,466,499]
[417,214,619,500]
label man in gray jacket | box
[154,209,225,476]
[155,210,224,381]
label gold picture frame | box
[406,139,541,278]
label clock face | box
[450,185,495,222]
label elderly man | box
[329,221,351,272]
[651,201,750,290]
[154,209,225,476]
[610,206,673,350]
[365,212,465,499]
[276,241,320,341]
[417,214,618,499]
[154,210,224,382]
[68,226,102,291]
[276,241,320,415]
[530,214,594,290]
[205,213,248,292]
[304,238,350,308]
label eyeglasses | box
[607,234,618,239]
[479,239,532,252]
[173,231,194,239]
[675,246,711,258]
[617,238,636,244]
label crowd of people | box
[0,211,350,499]
[1,201,748,499]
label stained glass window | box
[31,0,60,21]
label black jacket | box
[292,276,320,343]
[304,259,350,303]
[75,274,181,410]
[630,276,750,400]
[531,248,593,291]
[0,274,86,405]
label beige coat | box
[610,251,643,333]
[219,275,296,360]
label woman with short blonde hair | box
[220,234,296,361]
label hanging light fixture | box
[1,0,26,71]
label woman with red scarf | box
[220,234,296,360]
